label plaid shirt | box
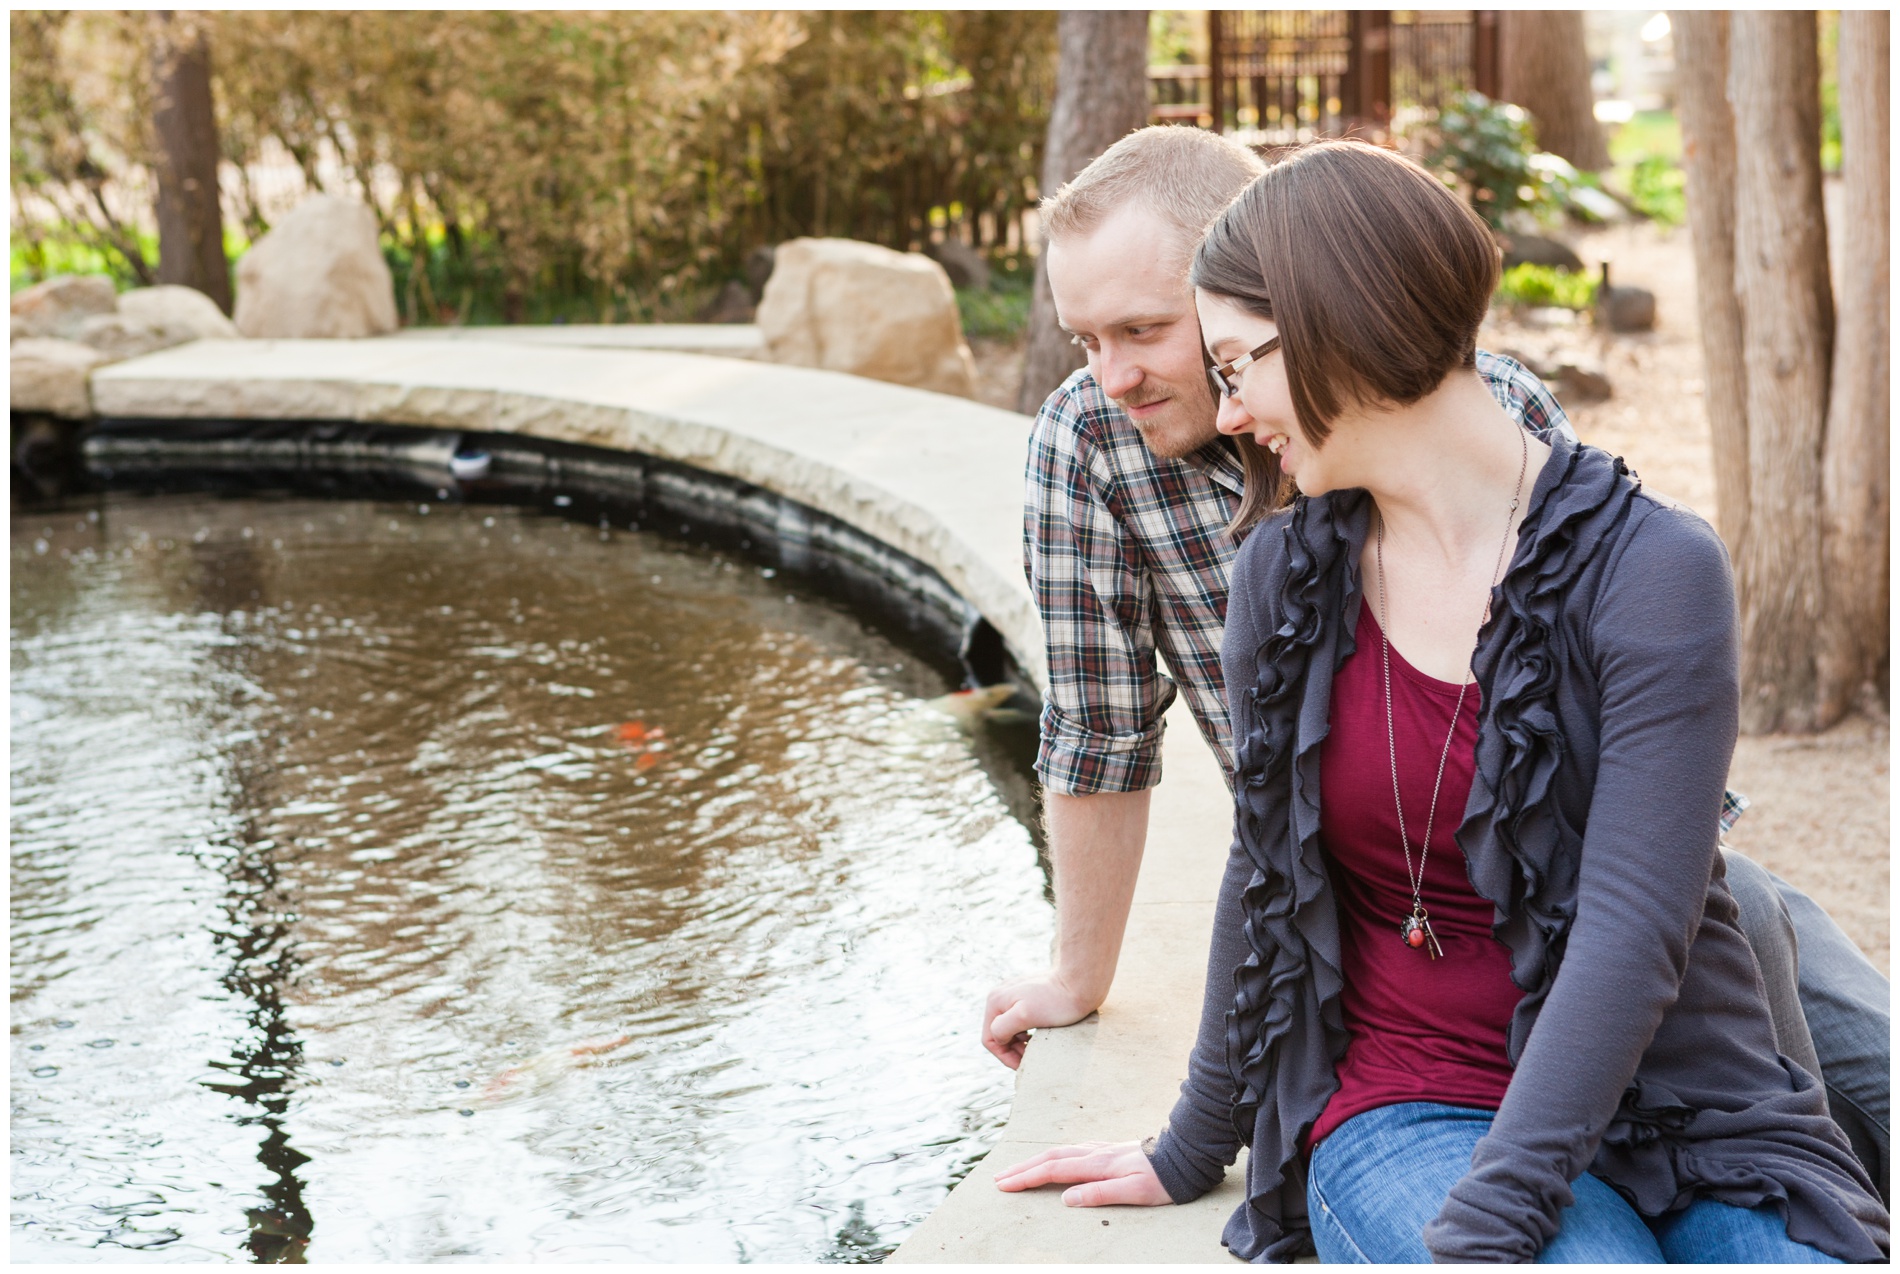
[1024,349,1578,796]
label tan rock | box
[74,312,201,362]
[10,274,118,339]
[10,337,105,418]
[119,285,240,339]
[757,238,976,398]
[233,194,398,338]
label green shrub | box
[1415,91,1570,231]
[956,283,1028,341]
[10,11,1058,325]
[1495,262,1598,312]
[1627,155,1686,226]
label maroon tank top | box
[1305,604,1524,1151]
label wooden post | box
[1343,10,1363,128]
[1472,10,1501,99]
[1358,11,1392,124]
[1207,10,1225,133]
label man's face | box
[1045,204,1221,460]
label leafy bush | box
[1494,262,1598,312]
[10,12,1057,323]
[1627,156,1686,226]
[955,269,1031,340]
[1414,91,1570,230]
[1600,108,1685,228]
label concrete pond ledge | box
[85,334,1254,1263]
[892,698,1248,1264]
[391,322,764,359]
[90,338,1041,691]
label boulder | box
[1497,232,1585,273]
[1596,262,1657,333]
[757,237,976,398]
[744,244,777,301]
[73,312,201,362]
[1550,363,1613,403]
[119,284,240,339]
[233,194,398,338]
[10,274,118,340]
[1599,287,1657,333]
[926,238,991,291]
[10,338,104,418]
[697,279,756,324]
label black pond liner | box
[68,415,1032,701]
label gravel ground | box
[971,216,1888,974]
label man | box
[982,125,1888,1195]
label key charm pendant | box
[1400,906,1443,959]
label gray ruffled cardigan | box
[1145,436,1888,1262]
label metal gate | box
[1150,11,1502,142]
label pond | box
[10,491,1051,1262]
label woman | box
[994,141,1887,1263]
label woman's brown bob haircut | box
[1192,140,1501,534]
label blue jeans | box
[1722,849,1891,1203]
[1307,1102,1842,1263]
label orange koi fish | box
[480,1033,635,1103]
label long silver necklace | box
[1374,427,1528,959]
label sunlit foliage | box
[10,11,1057,322]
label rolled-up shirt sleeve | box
[1025,379,1176,795]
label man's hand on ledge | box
[993,1141,1172,1207]
[980,971,1100,1069]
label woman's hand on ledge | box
[981,972,1100,1070]
[992,1141,1173,1207]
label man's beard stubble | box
[1114,383,1221,461]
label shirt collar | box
[1182,435,1248,497]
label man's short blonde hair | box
[1040,125,1267,268]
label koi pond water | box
[11,490,1052,1262]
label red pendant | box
[1399,908,1443,959]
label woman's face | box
[1195,289,1338,495]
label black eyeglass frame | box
[1206,335,1282,399]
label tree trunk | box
[1729,12,1833,733]
[1671,12,1750,562]
[149,10,231,314]
[1017,10,1151,415]
[1497,11,1610,170]
[1817,10,1890,720]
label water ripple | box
[13,494,1051,1262]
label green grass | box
[1607,109,1681,167]
[1603,108,1686,228]
[1495,262,1598,312]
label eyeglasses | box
[1206,336,1281,399]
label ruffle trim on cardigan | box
[1222,489,1367,1261]
[1462,437,1642,1055]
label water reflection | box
[11,494,1052,1261]
[189,534,312,1262]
